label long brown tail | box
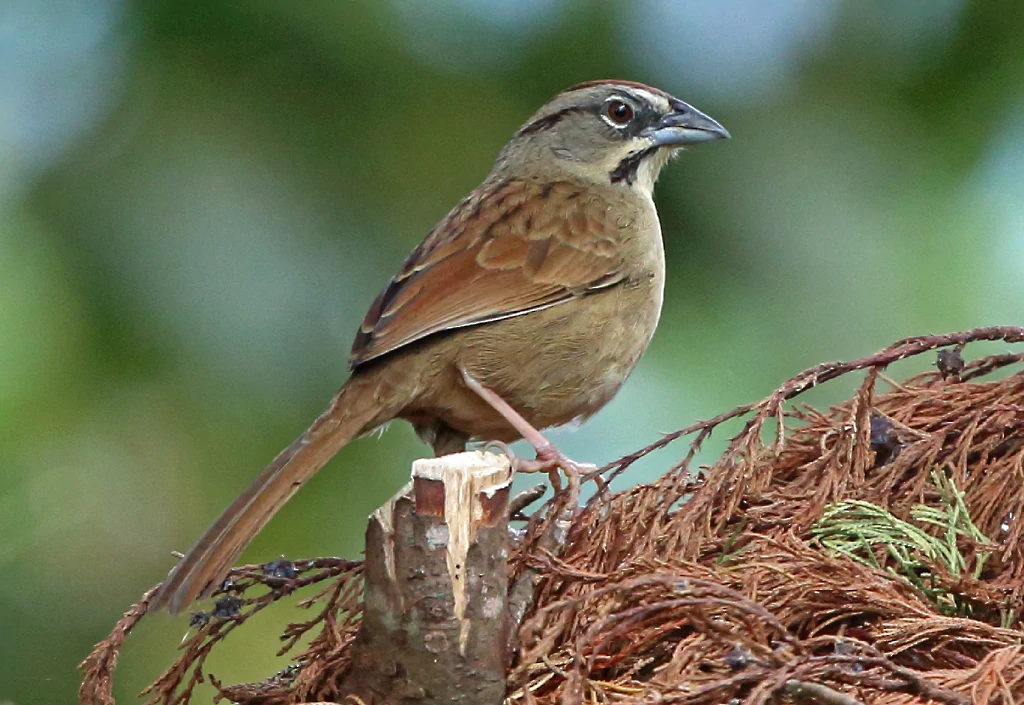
[152,370,406,614]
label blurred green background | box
[2,0,1022,702]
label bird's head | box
[498,80,729,195]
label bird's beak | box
[648,98,730,147]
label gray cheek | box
[550,146,580,161]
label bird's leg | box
[458,367,597,482]
[429,424,471,457]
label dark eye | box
[604,99,634,126]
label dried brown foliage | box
[81,326,1024,705]
[79,558,363,705]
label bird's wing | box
[349,178,626,368]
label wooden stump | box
[341,451,514,705]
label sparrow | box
[153,80,728,613]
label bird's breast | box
[450,212,665,435]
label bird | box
[152,80,729,613]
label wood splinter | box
[341,451,514,705]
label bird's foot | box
[513,440,597,478]
[485,439,594,509]
[461,367,596,508]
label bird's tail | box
[152,369,407,614]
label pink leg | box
[458,367,597,478]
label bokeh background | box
[2,1,1022,702]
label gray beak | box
[648,98,730,147]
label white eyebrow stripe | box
[627,88,669,112]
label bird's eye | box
[603,99,634,126]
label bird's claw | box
[483,440,593,497]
